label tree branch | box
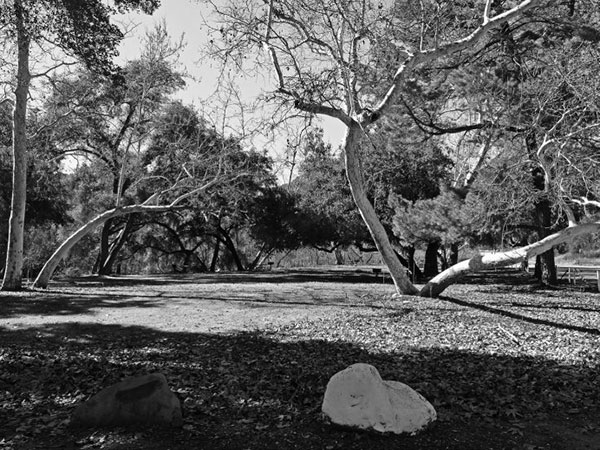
[372,0,542,123]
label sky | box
[116,0,347,178]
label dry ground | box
[0,267,599,449]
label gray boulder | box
[322,363,436,434]
[72,373,183,427]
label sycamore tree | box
[32,94,252,287]
[42,25,185,275]
[129,101,281,273]
[401,0,600,293]
[0,0,160,290]
[292,127,450,274]
[207,0,549,296]
[291,129,371,258]
[0,100,71,274]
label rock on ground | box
[322,363,436,434]
[72,373,183,427]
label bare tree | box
[0,0,159,290]
[206,0,543,295]
[32,165,244,288]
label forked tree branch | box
[262,0,352,125]
[572,197,600,209]
[372,0,542,124]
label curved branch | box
[420,221,600,297]
[32,170,232,288]
[32,203,179,289]
[292,98,351,125]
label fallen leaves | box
[0,274,599,449]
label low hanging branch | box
[420,221,600,297]
[32,175,224,289]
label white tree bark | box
[32,204,175,288]
[261,0,542,295]
[344,122,418,294]
[32,177,223,288]
[2,0,30,291]
[420,222,600,297]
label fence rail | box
[558,265,600,291]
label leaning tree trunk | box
[218,227,245,271]
[420,221,600,297]
[33,204,174,288]
[2,3,30,291]
[32,174,223,288]
[344,122,418,295]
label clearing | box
[0,267,599,449]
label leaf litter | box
[0,271,599,449]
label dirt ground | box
[3,269,398,333]
[1,267,599,450]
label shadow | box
[49,267,394,288]
[440,295,600,336]
[506,301,600,313]
[460,268,536,286]
[0,289,388,320]
[0,273,397,319]
[0,291,167,319]
[1,322,598,449]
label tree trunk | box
[32,174,223,288]
[2,1,30,291]
[99,214,135,275]
[334,247,345,265]
[420,222,600,297]
[423,241,440,277]
[534,198,557,284]
[528,132,557,285]
[343,122,418,295]
[253,248,275,270]
[449,243,459,266]
[95,219,113,274]
[247,243,273,271]
[218,227,245,271]
[33,204,174,288]
[209,238,220,272]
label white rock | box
[322,363,436,434]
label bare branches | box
[483,0,493,25]
[30,60,78,80]
[261,0,351,124]
[573,197,600,209]
[373,0,543,122]
[293,98,352,125]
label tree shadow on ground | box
[50,268,391,288]
[1,322,598,450]
[0,276,396,319]
[0,292,166,319]
[440,295,600,336]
